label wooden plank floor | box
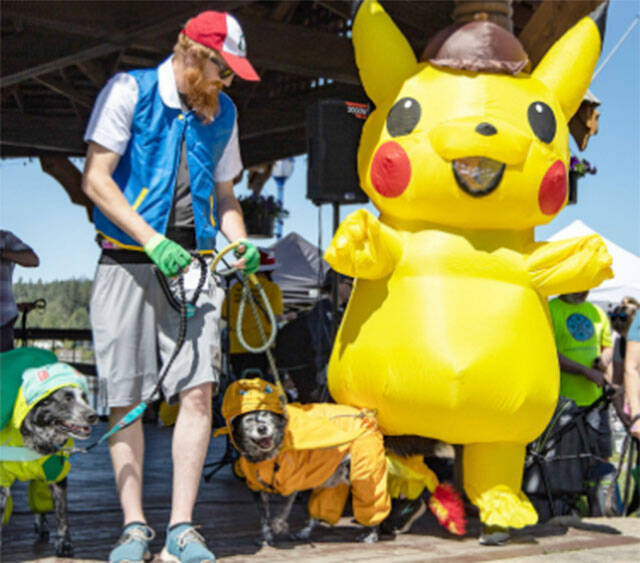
[2,422,639,562]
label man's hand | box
[144,234,192,277]
[233,239,259,275]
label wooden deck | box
[2,421,639,562]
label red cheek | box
[370,141,411,198]
[538,160,567,215]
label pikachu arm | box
[524,234,613,297]
[324,208,403,279]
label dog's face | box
[21,386,98,455]
[231,410,286,463]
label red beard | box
[183,66,222,123]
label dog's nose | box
[87,413,99,425]
[257,424,268,436]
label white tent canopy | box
[547,220,640,308]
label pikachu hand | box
[526,234,613,296]
[324,209,400,279]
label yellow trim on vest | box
[96,230,144,251]
[210,195,216,228]
[131,188,149,211]
[96,230,215,254]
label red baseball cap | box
[183,11,260,81]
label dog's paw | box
[294,527,312,541]
[255,531,275,547]
[271,517,289,535]
[55,538,74,557]
[357,527,379,543]
[34,517,50,542]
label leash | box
[210,242,286,408]
[74,253,208,455]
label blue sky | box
[1,0,638,283]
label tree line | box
[13,278,92,329]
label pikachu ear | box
[532,2,608,121]
[353,0,418,106]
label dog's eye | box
[64,391,75,402]
[387,97,421,137]
[81,392,89,403]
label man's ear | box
[532,2,608,121]
[184,46,201,68]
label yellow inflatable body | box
[325,0,612,528]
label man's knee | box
[179,382,212,414]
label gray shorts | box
[90,259,223,407]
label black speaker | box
[306,98,370,205]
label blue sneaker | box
[160,524,215,563]
[109,522,155,563]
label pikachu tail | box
[428,482,467,536]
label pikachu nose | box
[475,122,497,136]
[429,117,531,165]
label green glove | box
[144,234,192,277]
[234,239,260,275]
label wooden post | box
[39,155,94,222]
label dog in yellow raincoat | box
[0,350,97,556]
[218,378,467,543]
[217,378,390,544]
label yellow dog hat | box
[214,378,285,439]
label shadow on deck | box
[2,422,639,562]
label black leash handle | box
[154,253,208,313]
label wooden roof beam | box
[0,2,253,88]
[32,75,94,109]
[518,0,603,67]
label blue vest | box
[93,67,236,251]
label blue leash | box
[74,255,207,456]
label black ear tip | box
[589,1,609,44]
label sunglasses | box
[610,310,629,321]
[209,56,235,79]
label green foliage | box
[13,278,92,329]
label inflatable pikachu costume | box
[325,0,612,529]
[218,378,390,528]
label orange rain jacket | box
[218,379,390,527]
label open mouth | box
[252,437,274,451]
[57,421,91,439]
[452,157,505,197]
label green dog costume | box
[0,348,88,524]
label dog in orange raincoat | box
[216,378,390,544]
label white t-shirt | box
[84,56,242,183]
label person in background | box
[609,297,640,386]
[81,10,260,563]
[624,304,640,441]
[307,269,353,400]
[0,230,39,352]
[608,298,639,423]
[548,291,613,515]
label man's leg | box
[109,408,146,525]
[169,382,212,525]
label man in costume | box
[82,10,260,562]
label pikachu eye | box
[527,101,556,143]
[387,97,421,137]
